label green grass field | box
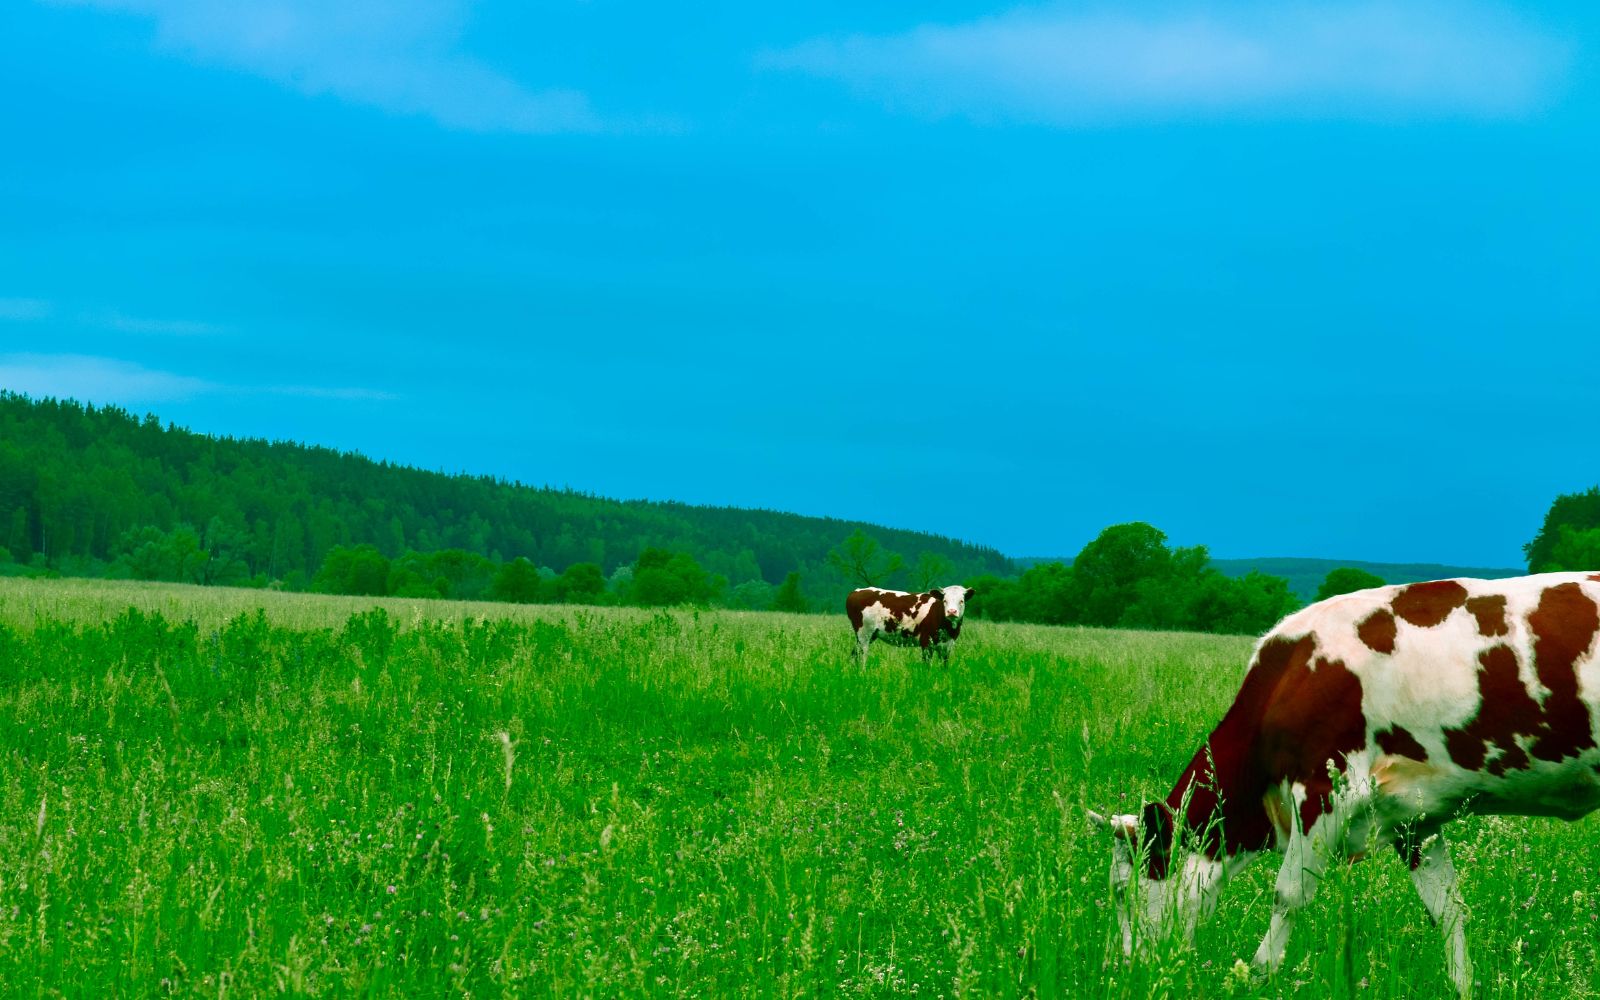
[1,578,1596,998]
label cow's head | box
[930,585,973,621]
[1088,804,1225,955]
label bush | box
[1315,567,1386,602]
[313,544,391,596]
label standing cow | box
[1089,572,1600,996]
[846,585,974,665]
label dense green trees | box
[0,393,1010,607]
[965,523,1300,636]
[491,557,543,604]
[1527,487,1600,572]
[772,572,808,613]
[627,548,724,606]
[113,525,209,584]
[1315,567,1386,601]
[826,529,904,586]
[313,544,391,596]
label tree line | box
[11,391,1528,633]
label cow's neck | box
[1160,638,1312,858]
[1161,716,1270,859]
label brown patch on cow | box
[1357,609,1397,654]
[1465,595,1509,637]
[1444,644,1539,776]
[1527,583,1599,762]
[1137,801,1175,879]
[1154,634,1366,872]
[1275,655,1368,833]
[1588,574,1600,583]
[1375,725,1428,761]
[1391,580,1468,628]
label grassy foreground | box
[0,579,1596,998]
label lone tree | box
[772,572,808,613]
[1525,486,1600,572]
[827,529,903,587]
[911,551,953,591]
[1315,567,1386,602]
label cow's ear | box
[930,587,944,600]
[964,585,977,598]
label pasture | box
[0,578,1596,997]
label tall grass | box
[0,578,1595,997]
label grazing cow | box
[1089,572,1600,997]
[845,585,973,665]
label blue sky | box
[2,1,1597,567]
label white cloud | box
[0,354,216,403]
[0,298,53,322]
[763,2,1570,124]
[0,353,399,405]
[47,0,601,133]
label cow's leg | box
[854,629,872,666]
[1399,832,1473,997]
[1252,811,1330,975]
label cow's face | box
[1090,808,1224,955]
[932,585,972,620]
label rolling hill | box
[1208,557,1524,601]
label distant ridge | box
[1208,557,1525,602]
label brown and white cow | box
[845,586,973,665]
[1090,572,1600,996]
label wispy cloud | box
[1,296,223,335]
[763,2,1571,124]
[104,311,225,336]
[266,384,401,402]
[0,353,399,406]
[0,354,216,403]
[46,0,602,133]
[0,298,53,322]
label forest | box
[0,393,1008,608]
[7,392,1590,635]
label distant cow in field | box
[845,586,973,665]
[1089,572,1600,997]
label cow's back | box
[846,587,914,631]
[1248,573,1600,808]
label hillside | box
[1208,557,1524,601]
[0,393,1013,601]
